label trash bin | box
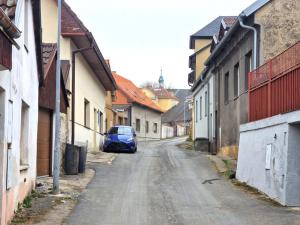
[65,144,79,175]
[78,145,87,173]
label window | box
[245,51,252,91]
[234,63,239,98]
[136,119,140,132]
[99,111,103,133]
[224,72,229,104]
[105,118,108,133]
[153,123,158,133]
[118,116,123,125]
[20,101,29,165]
[146,121,149,133]
[84,99,90,128]
[200,96,202,119]
[124,117,128,125]
[195,100,198,122]
[205,91,208,117]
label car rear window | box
[109,127,132,135]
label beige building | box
[41,0,116,152]
[113,72,163,140]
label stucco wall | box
[157,98,178,112]
[131,104,161,140]
[237,110,300,206]
[255,0,300,64]
[194,39,212,80]
[0,0,39,223]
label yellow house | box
[41,0,116,152]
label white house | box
[0,0,42,224]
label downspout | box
[71,43,94,146]
[238,15,258,69]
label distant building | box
[161,89,192,139]
[112,72,163,140]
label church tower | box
[159,68,164,88]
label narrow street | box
[65,138,300,225]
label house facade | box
[189,16,235,152]
[113,72,163,140]
[0,0,42,224]
[161,89,192,139]
[40,0,116,153]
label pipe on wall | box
[238,16,258,69]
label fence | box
[249,41,300,122]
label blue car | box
[103,126,137,153]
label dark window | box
[195,100,198,122]
[200,96,202,119]
[124,118,128,125]
[245,51,252,91]
[84,99,90,128]
[99,111,103,133]
[153,123,158,133]
[234,63,239,98]
[136,119,140,132]
[118,116,123,125]
[205,91,208,117]
[224,72,229,104]
[146,121,149,133]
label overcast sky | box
[65,0,254,89]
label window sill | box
[20,164,29,171]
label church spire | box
[159,68,164,88]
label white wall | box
[162,125,174,139]
[237,110,300,206]
[131,104,161,140]
[0,0,39,223]
[194,75,214,140]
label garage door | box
[37,108,52,176]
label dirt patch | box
[10,169,95,225]
[176,141,194,150]
[231,179,281,207]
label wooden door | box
[37,108,52,176]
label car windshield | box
[108,127,133,135]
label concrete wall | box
[131,104,161,140]
[237,110,300,206]
[0,0,39,223]
[255,0,300,64]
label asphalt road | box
[65,138,300,225]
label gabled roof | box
[205,0,271,67]
[162,89,192,123]
[190,16,234,49]
[113,72,163,113]
[147,87,178,100]
[60,0,117,91]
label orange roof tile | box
[113,72,163,113]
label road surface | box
[65,138,300,225]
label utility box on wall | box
[236,110,300,206]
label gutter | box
[71,41,94,146]
[238,15,257,69]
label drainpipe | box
[71,43,94,146]
[238,15,258,69]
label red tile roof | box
[113,72,163,113]
[152,88,178,100]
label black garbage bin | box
[65,144,79,175]
[78,145,87,173]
